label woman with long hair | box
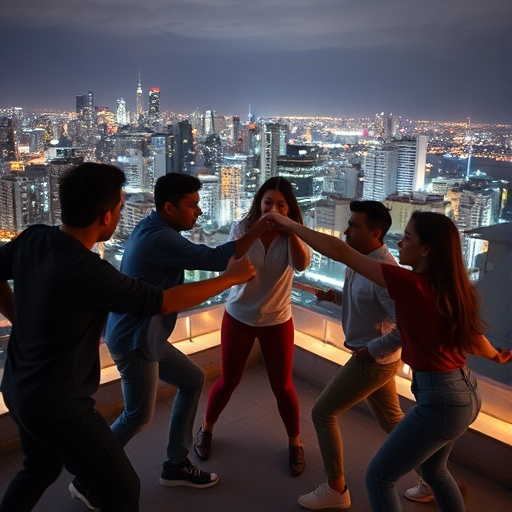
[264,210,510,511]
[194,177,311,476]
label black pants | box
[0,400,140,512]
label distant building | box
[222,153,258,197]
[362,142,397,200]
[198,174,220,225]
[0,167,50,231]
[168,120,195,174]
[0,118,16,163]
[383,192,447,235]
[116,98,128,126]
[136,74,143,116]
[148,88,160,116]
[260,122,287,186]
[220,166,243,225]
[117,192,154,239]
[117,148,145,192]
[203,134,223,175]
[76,91,95,125]
[394,135,428,193]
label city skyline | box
[1,0,511,124]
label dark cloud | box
[1,0,511,123]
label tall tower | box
[362,142,397,201]
[465,117,473,181]
[116,98,127,125]
[203,110,215,136]
[148,88,160,116]
[394,135,427,193]
[136,72,143,116]
[259,122,287,185]
[76,91,95,125]
[0,118,16,162]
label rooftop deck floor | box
[1,363,510,511]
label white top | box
[225,222,311,327]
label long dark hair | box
[240,177,304,231]
[411,211,485,352]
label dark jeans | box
[0,398,139,512]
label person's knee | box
[311,400,332,428]
[118,410,153,434]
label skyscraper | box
[362,142,397,200]
[148,88,160,116]
[136,73,143,116]
[259,122,287,185]
[116,98,127,126]
[0,118,16,163]
[395,136,428,193]
[168,120,195,173]
[203,110,215,136]
[76,91,95,125]
[0,167,50,231]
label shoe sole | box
[405,495,435,503]
[69,483,100,511]
[159,476,219,489]
[298,499,351,510]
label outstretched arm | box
[468,335,512,363]
[160,256,255,315]
[266,213,387,288]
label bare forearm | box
[469,335,510,362]
[288,234,310,271]
[160,256,255,315]
[161,274,236,315]
[284,221,387,287]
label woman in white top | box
[194,177,311,476]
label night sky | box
[1,0,511,124]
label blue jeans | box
[366,365,481,512]
[110,345,204,464]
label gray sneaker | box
[298,482,351,510]
[405,478,434,503]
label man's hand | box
[315,288,336,303]
[224,256,256,285]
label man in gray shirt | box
[298,200,404,510]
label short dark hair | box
[349,200,392,242]
[59,162,125,228]
[154,173,201,211]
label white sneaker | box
[298,482,351,510]
[405,478,434,503]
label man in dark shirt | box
[0,163,254,512]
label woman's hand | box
[262,212,296,234]
[493,347,512,363]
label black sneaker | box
[69,478,101,511]
[159,458,219,488]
